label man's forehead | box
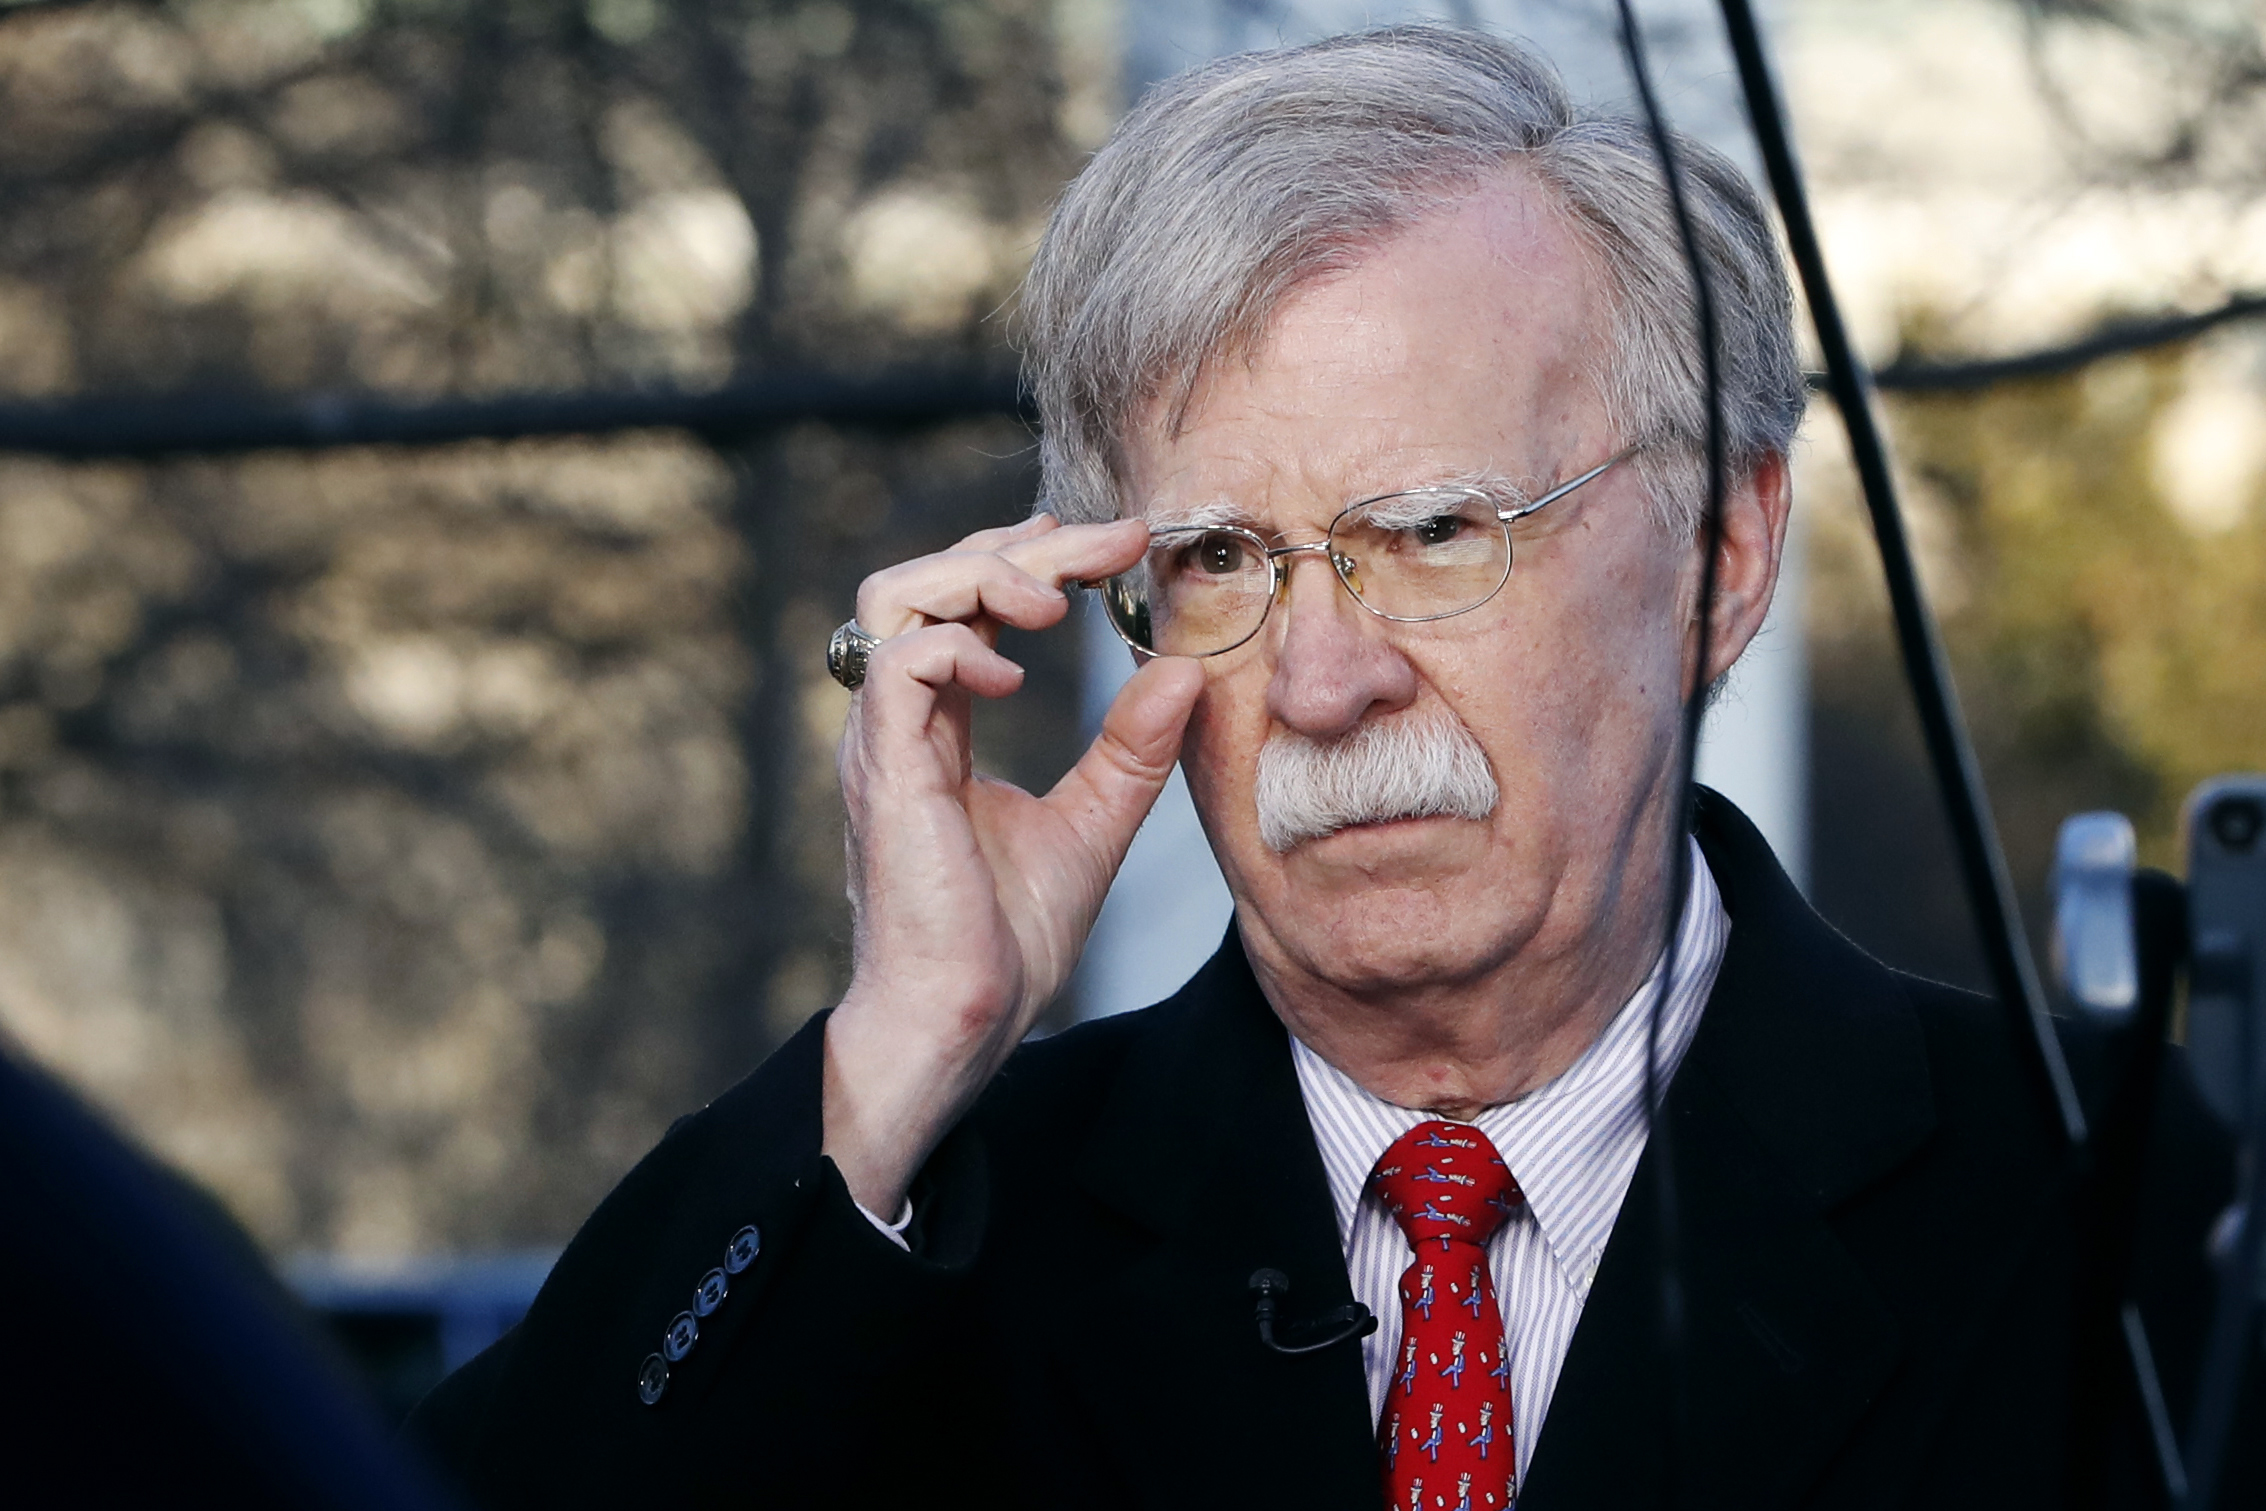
[1121,177,1609,526]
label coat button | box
[724,1224,761,1274]
[694,1267,729,1317]
[663,1310,699,1362]
[637,1353,669,1405]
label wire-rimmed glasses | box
[1098,446,1640,658]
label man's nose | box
[1264,549,1419,739]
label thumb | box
[1043,656,1205,872]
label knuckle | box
[872,621,969,675]
[1099,732,1164,782]
[862,628,918,672]
[949,549,1015,586]
[860,551,1032,627]
[853,568,897,621]
[928,621,987,657]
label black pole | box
[1612,2,1733,1502]
[1714,0,2087,1147]
[0,368,1031,461]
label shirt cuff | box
[855,1195,915,1251]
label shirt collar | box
[1291,838,1730,1291]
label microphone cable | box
[1608,3,1730,1502]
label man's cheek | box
[1176,707,1252,847]
[1185,676,1266,769]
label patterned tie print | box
[1372,1120,1523,1511]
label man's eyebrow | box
[1359,471,1526,512]
[1142,499,1266,532]
[1141,472,1528,532]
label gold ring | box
[826,620,882,690]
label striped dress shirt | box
[1290,840,1728,1482]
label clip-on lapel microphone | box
[1249,1268,1377,1355]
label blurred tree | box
[0,0,1109,1252]
[1899,350,2266,862]
[1807,332,2266,988]
[1794,0,2266,989]
[2014,0,2266,194]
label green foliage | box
[1890,345,2266,873]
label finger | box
[1042,656,1205,866]
[858,551,1071,641]
[952,512,1059,555]
[862,621,1027,705]
[856,518,1147,638]
[842,625,1026,880]
[994,515,1146,586]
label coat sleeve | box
[405,1011,995,1508]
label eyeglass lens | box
[1100,489,1513,657]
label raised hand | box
[822,514,1205,1216]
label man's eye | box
[1412,516,1466,546]
[1193,534,1249,574]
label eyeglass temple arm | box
[1497,445,1644,523]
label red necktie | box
[1372,1119,1523,1511]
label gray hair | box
[1017,24,1804,534]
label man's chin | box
[1236,814,1531,992]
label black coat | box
[411,793,2254,1508]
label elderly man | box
[412,26,2239,1510]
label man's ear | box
[1699,449,1792,686]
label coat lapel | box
[1072,934,1382,1510]
[1519,793,1936,1510]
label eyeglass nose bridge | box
[1261,538,1364,606]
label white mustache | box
[1253,715,1500,853]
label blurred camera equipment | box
[2181,776,2266,1510]
[2049,777,2266,1510]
